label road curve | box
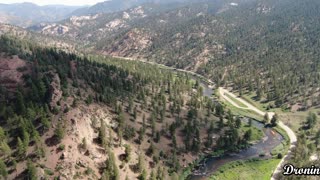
[111,56,215,86]
[218,87,297,180]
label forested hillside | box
[2,0,320,179]
[30,0,320,110]
[201,0,320,111]
[0,23,77,53]
[0,35,262,179]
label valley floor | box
[210,159,280,180]
[218,87,297,179]
[111,55,297,180]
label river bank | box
[188,117,284,180]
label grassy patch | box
[210,159,280,180]
[240,124,264,142]
[220,90,291,156]
[240,93,267,111]
[271,142,286,156]
[224,93,248,108]
[217,90,263,121]
[278,110,320,133]
[240,93,288,114]
[222,100,263,121]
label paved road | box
[218,87,297,180]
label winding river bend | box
[188,81,284,180]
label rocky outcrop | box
[49,73,62,110]
[0,55,28,91]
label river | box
[188,80,284,179]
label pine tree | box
[161,167,167,180]
[147,142,155,156]
[156,166,162,180]
[172,150,179,172]
[138,127,145,143]
[22,130,30,148]
[55,121,65,142]
[0,159,7,178]
[16,90,26,115]
[205,133,213,148]
[119,130,123,146]
[137,154,145,173]
[139,169,147,180]
[142,115,146,132]
[17,137,26,158]
[133,106,137,120]
[0,127,5,141]
[118,111,125,132]
[31,83,40,102]
[263,113,269,124]
[208,120,215,134]
[128,97,133,113]
[0,141,11,157]
[155,131,160,143]
[33,130,44,157]
[227,110,233,123]
[172,134,177,149]
[150,170,156,180]
[271,114,278,127]
[38,80,47,101]
[27,160,37,180]
[124,144,131,162]
[82,138,87,150]
[160,109,165,123]
[12,160,17,172]
[108,128,113,148]
[218,117,224,129]
[41,116,50,130]
[306,112,317,129]
[151,117,156,138]
[170,172,179,180]
[235,117,241,128]
[101,170,110,180]
[105,150,119,180]
[244,129,252,142]
[114,165,120,180]
[99,120,107,148]
[215,104,224,117]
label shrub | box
[58,144,65,151]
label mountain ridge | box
[71,0,205,16]
[0,2,85,27]
[29,0,320,110]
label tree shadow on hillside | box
[45,135,60,147]
[15,169,28,179]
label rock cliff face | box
[0,55,28,91]
[49,73,63,110]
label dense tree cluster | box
[0,35,265,178]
